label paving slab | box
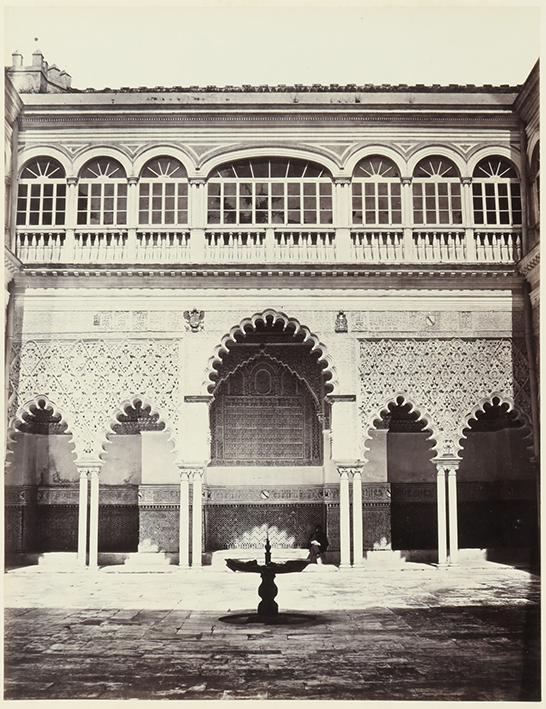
[3,562,540,700]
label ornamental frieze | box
[350,310,523,335]
[205,485,327,505]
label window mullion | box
[494,182,500,225]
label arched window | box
[412,156,462,225]
[77,158,127,226]
[207,158,333,226]
[138,157,189,226]
[472,157,522,226]
[352,156,401,225]
[16,158,66,226]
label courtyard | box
[4,561,540,701]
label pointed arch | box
[204,309,338,395]
[458,393,534,459]
[362,393,438,462]
[211,350,322,410]
[6,395,78,467]
[99,395,177,461]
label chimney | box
[32,48,44,67]
[11,51,23,67]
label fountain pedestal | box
[225,536,308,621]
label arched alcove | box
[99,398,177,554]
[366,396,436,552]
[205,311,332,551]
[8,398,78,555]
[458,397,537,560]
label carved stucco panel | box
[8,338,181,461]
[358,337,531,458]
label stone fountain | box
[225,534,309,621]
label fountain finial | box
[264,529,272,565]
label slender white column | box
[126,177,139,261]
[436,466,448,566]
[65,177,78,262]
[88,467,100,569]
[179,470,190,568]
[338,468,351,568]
[401,177,415,261]
[462,178,477,261]
[334,178,352,261]
[191,469,203,567]
[447,466,459,565]
[351,468,363,566]
[189,179,207,263]
[77,468,89,567]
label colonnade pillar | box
[401,176,415,260]
[77,467,89,566]
[333,177,352,261]
[76,463,101,569]
[191,469,204,567]
[435,466,448,566]
[351,468,364,566]
[88,466,101,569]
[65,176,78,261]
[178,470,190,568]
[435,458,460,566]
[338,467,351,568]
[461,177,477,260]
[337,464,365,568]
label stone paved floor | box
[4,562,541,700]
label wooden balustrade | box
[475,231,522,263]
[73,230,128,263]
[205,231,266,262]
[136,230,190,263]
[352,231,404,262]
[274,230,335,262]
[16,231,66,263]
[14,227,524,266]
[412,231,466,262]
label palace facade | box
[4,50,540,569]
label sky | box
[3,3,541,89]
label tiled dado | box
[5,486,37,506]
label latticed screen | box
[472,158,522,225]
[207,158,333,225]
[138,157,188,225]
[17,159,66,226]
[77,159,127,226]
[412,157,462,225]
[352,156,402,225]
[210,358,322,465]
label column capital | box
[337,463,364,479]
[76,463,101,477]
[435,457,460,474]
[461,177,472,185]
[66,176,79,186]
[334,177,351,187]
[401,176,413,185]
[189,177,207,187]
[128,176,139,186]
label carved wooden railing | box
[13,226,524,266]
[412,230,466,262]
[205,230,266,262]
[74,229,128,263]
[136,229,190,263]
[274,230,335,262]
[352,230,404,262]
[15,230,66,263]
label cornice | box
[19,111,520,130]
[14,262,523,291]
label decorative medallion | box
[335,311,348,333]
[184,308,205,333]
